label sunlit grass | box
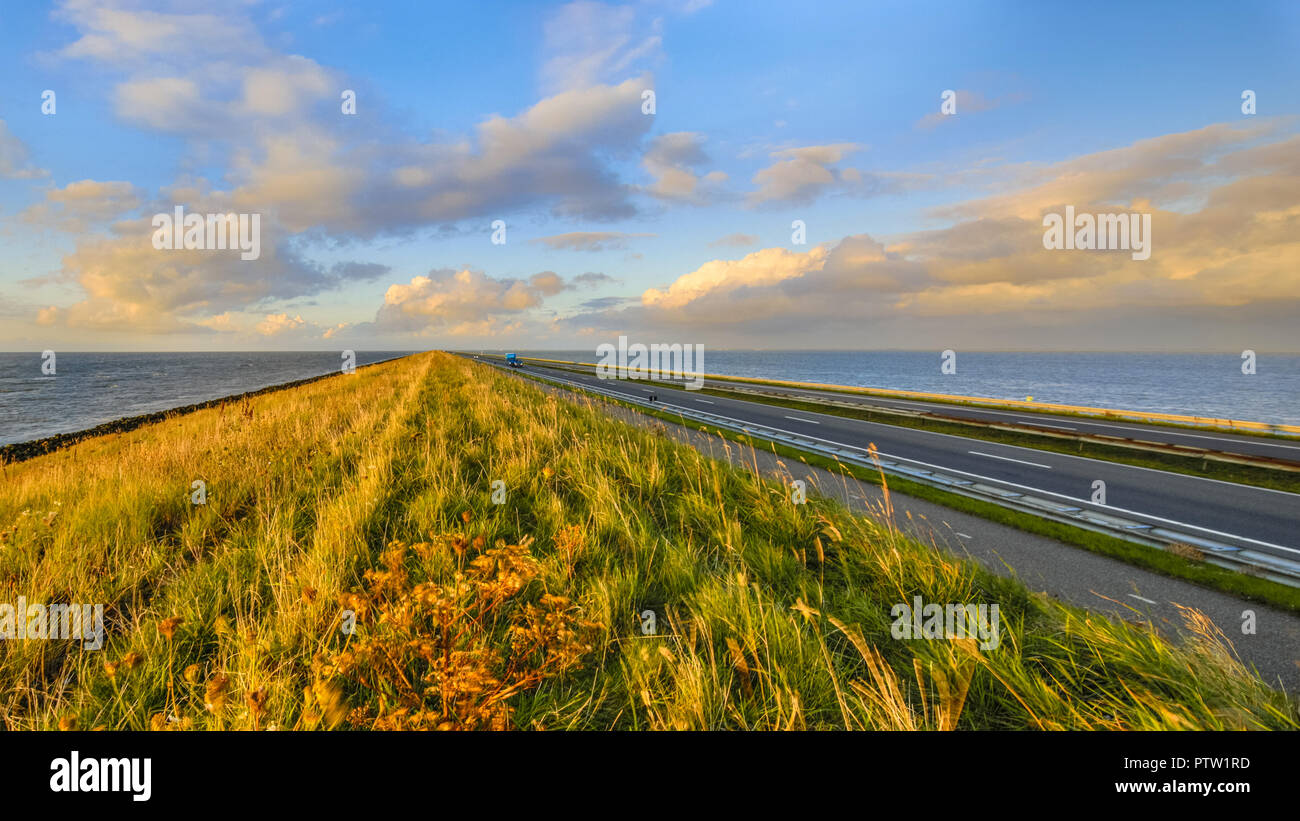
[0,352,1294,730]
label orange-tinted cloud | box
[570,123,1300,349]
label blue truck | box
[505,353,522,367]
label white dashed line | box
[1128,594,1157,605]
[968,451,1052,469]
[955,532,972,539]
[695,399,714,404]
[784,415,819,424]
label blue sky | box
[1,0,1298,351]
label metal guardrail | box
[484,359,1300,588]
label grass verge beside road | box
[516,368,1300,614]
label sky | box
[0,0,1298,352]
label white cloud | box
[747,143,863,206]
[565,126,1300,349]
[256,313,308,336]
[230,76,654,236]
[55,1,263,66]
[376,268,574,335]
[0,120,46,179]
[21,180,140,231]
[531,231,656,251]
[541,1,663,93]
[642,132,725,203]
[642,245,828,310]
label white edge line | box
[969,450,1053,469]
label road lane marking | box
[1128,594,1157,605]
[955,532,972,539]
[695,399,714,404]
[969,451,1052,469]
[785,415,820,424]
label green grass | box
[518,368,1300,614]
[2,352,1295,731]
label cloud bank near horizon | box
[2,1,1297,352]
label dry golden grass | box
[0,352,1295,731]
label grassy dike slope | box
[1,352,1295,730]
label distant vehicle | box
[505,353,522,367]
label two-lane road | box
[484,357,1300,564]
[712,381,1300,463]
[500,358,1300,463]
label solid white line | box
[523,370,1300,557]
[785,415,819,424]
[969,451,1052,469]
[1128,594,1157,605]
[1030,423,1076,431]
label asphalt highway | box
[497,357,1300,463]
[477,357,1300,564]
[708,380,1300,464]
